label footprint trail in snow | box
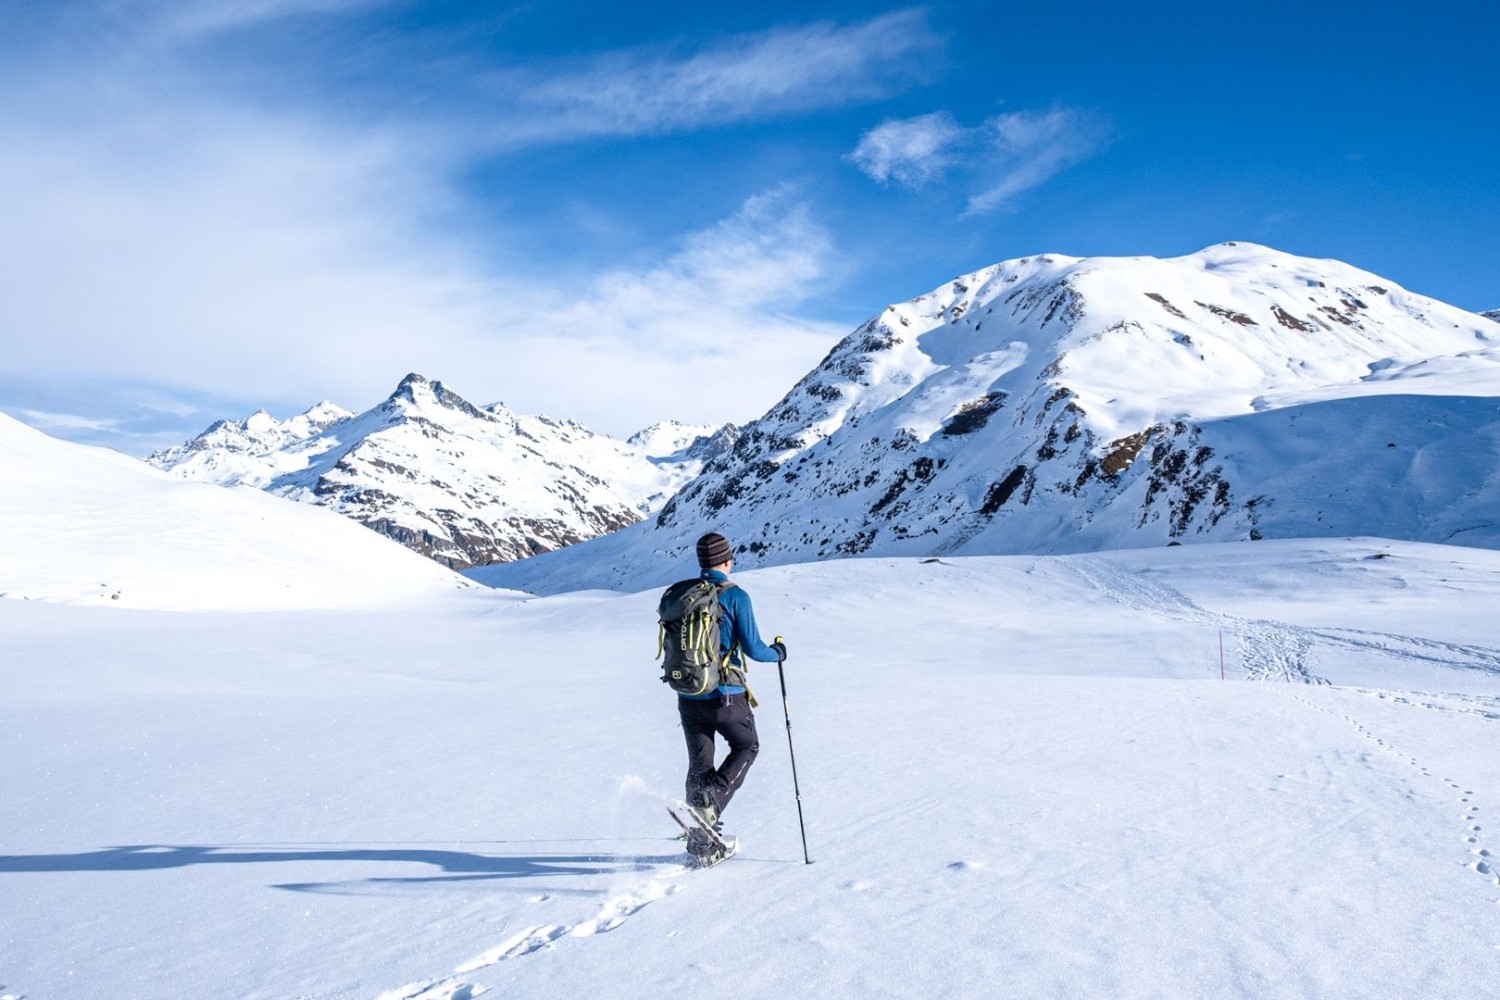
[377,876,683,999]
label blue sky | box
[2,0,1496,455]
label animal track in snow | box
[1291,692,1500,895]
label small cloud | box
[850,105,1111,216]
[847,111,966,188]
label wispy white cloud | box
[107,0,391,39]
[965,109,1112,215]
[849,106,1111,215]
[16,409,121,433]
[488,9,943,145]
[477,189,848,429]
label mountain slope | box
[150,375,732,570]
[470,243,1500,594]
[0,411,466,609]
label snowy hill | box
[149,374,728,570]
[0,411,467,609]
[1483,308,1500,323]
[471,243,1500,594]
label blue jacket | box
[678,568,780,700]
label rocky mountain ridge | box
[468,242,1500,594]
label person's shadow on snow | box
[0,843,681,892]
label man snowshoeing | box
[677,531,786,865]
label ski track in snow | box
[1306,627,1500,675]
[375,875,683,1000]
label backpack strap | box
[713,581,759,708]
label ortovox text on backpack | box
[657,578,737,695]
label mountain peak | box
[243,409,278,433]
[386,373,487,420]
[300,400,352,421]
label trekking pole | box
[774,637,812,864]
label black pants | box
[678,693,759,816]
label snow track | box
[1066,556,1327,683]
[1306,627,1500,676]
[378,875,684,1000]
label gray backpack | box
[657,578,736,695]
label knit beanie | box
[696,532,733,569]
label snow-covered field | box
[5,535,1500,1000]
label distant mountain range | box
[148,374,735,570]
[468,242,1500,594]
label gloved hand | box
[771,637,787,663]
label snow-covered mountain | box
[146,401,355,487]
[148,374,729,570]
[471,242,1500,594]
[0,410,465,609]
[627,420,721,456]
[1482,308,1500,323]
